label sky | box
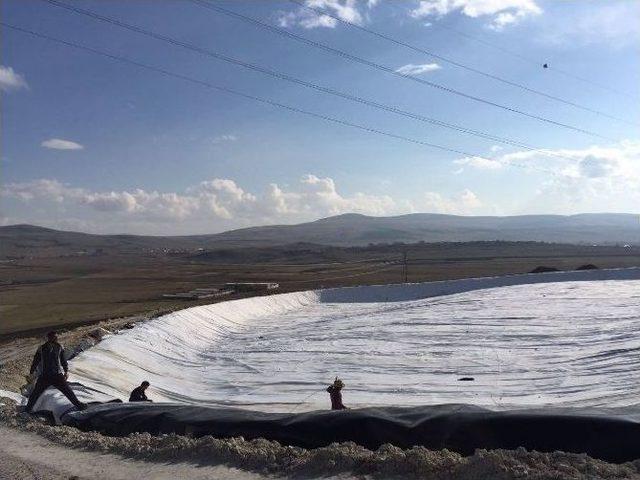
[1,0,639,235]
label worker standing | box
[24,331,87,412]
[326,377,348,410]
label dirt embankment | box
[1,399,640,479]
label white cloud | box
[395,63,441,75]
[455,141,640,178]
[510,141,638,180]
[488,11,517,30]
[422,189,484,215]
[0,66,28,91]
[295,174,398,216]
[1,175,407,227]
[411,0,542,30]
[211,134,237,145]
[81,191,141,213]
[454,140,640,214]
[454,155,504,171]
[1,179,83,203]
[41,138,84,151]
[8,140,637,234]
[537,2,640,48]
[577,155,618,179]
[277,0,367,29]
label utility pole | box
[401,250,408,283]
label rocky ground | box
[0,424,268,480]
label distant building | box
[162,282,279,300]
[192,287,221,294]
[224,282,279,293]
[162,287,233,300]
[162,293,201,300]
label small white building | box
[224,282,279,293]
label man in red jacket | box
[326,377,347,410]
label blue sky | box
[1,0,639,234]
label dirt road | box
[0,425,268,480]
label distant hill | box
[1,213,638,258]
[212,213,640,247]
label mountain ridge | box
[1,212,638,258]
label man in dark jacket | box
[24,331,86,412]
[326,377,347,410]
[129,381,152,402]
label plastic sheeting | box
[64,402,640,463]
[0,389,24,405]
[67,273,640,409]
[31,382,120,424]
[319,266,640,302]
[30,268,640,453]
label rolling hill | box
[1,213,638,258]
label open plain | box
[2,235,639,336]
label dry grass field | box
[1,241,638,336]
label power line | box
[34,3,591,165]
[40,0,614,140]
[401,251,408,283]
[194,0,637,126]
[290,0,639,110]
[428,22,640,101]
[4,21,548,171]
[3,22,568,180]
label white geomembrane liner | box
[64,269,640,412]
